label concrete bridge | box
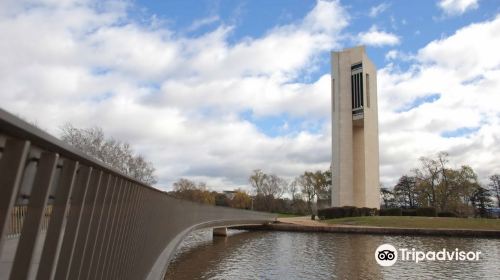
[0,108,275,280]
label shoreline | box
[230,218,500,238]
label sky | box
[1,0,500,191]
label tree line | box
[381,152,500,217]
[169,169,332,215]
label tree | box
[294,170,330,219]
[248,170,288,212]
[60,123,157,185]
[470,186,493,218]
[294,172,316,219]
[416,155,441,208]
[489,174,500,208]
[229,190,252,209]
[249,170,287,199]
[249,169,267,195]
[393,175,418,208]
[263,174,288,199]
[380,187,395,208]
[171,178,215,205]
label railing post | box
[112,183,141,279]
[53,166,92,280]
[100,179,127,280]
[9,152,59,280]
[36,159,78,280]
[124,187,147,280]
[90,176,119,280]
[0,139,30,254]
[105,181,132,279]
[67,170,102,280]
[79,172,111,280]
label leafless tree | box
[60,123,157,185]
[172,178,197,192]
[249,170,287,199]
[249,169,267,195]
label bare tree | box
[264,174,287,199]
[416,156,440,207]
[172,178,197,192]
[249,170,287,198]
[60,123,157,185]
[489,174,500,208]
[249,169,267,195]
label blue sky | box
[1,0,499,190]
[132,0,500,139]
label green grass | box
[322,216,500,230]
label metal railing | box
[6,205,52,238]
[0,108,275,280]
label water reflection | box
[165,230,500,280]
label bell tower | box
[331,46,380,208]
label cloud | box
[2,0,498,193]
[438,0,479,16]
[0,0,346,190]
[369,2,390,18]
[186,15,220,32]
[385,49,414,61]
[357,26,400,47]
[378,15,500,186]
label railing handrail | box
[0,107,159,193]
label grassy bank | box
[322,216,500,230]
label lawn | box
[322,216,500,230]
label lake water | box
[165,229,500,279]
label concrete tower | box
[331,46,380,208]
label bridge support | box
[213,227,228,237]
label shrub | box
[437,211,458,217]
[359,207,377,216]
[416,207,437,217]
[317,206,378,219]
[379,208,402,216]
[342,206,357,217]
[402,209,417,216]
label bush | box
[437,211,458,217]
[318,206,377,219]
[359,207,377,216]
[416,207,437,217]
[379,208,402,216]
[402,209,417,216]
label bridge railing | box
[0,108,275,280]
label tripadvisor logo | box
[375,244,482,266]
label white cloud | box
[438,0,479,16]
[357,26,400,47]
[186,15,220,32]
[378,15,500,186]
[369,2,390,18]
[0,0,345,190]
[384,49,415,61]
